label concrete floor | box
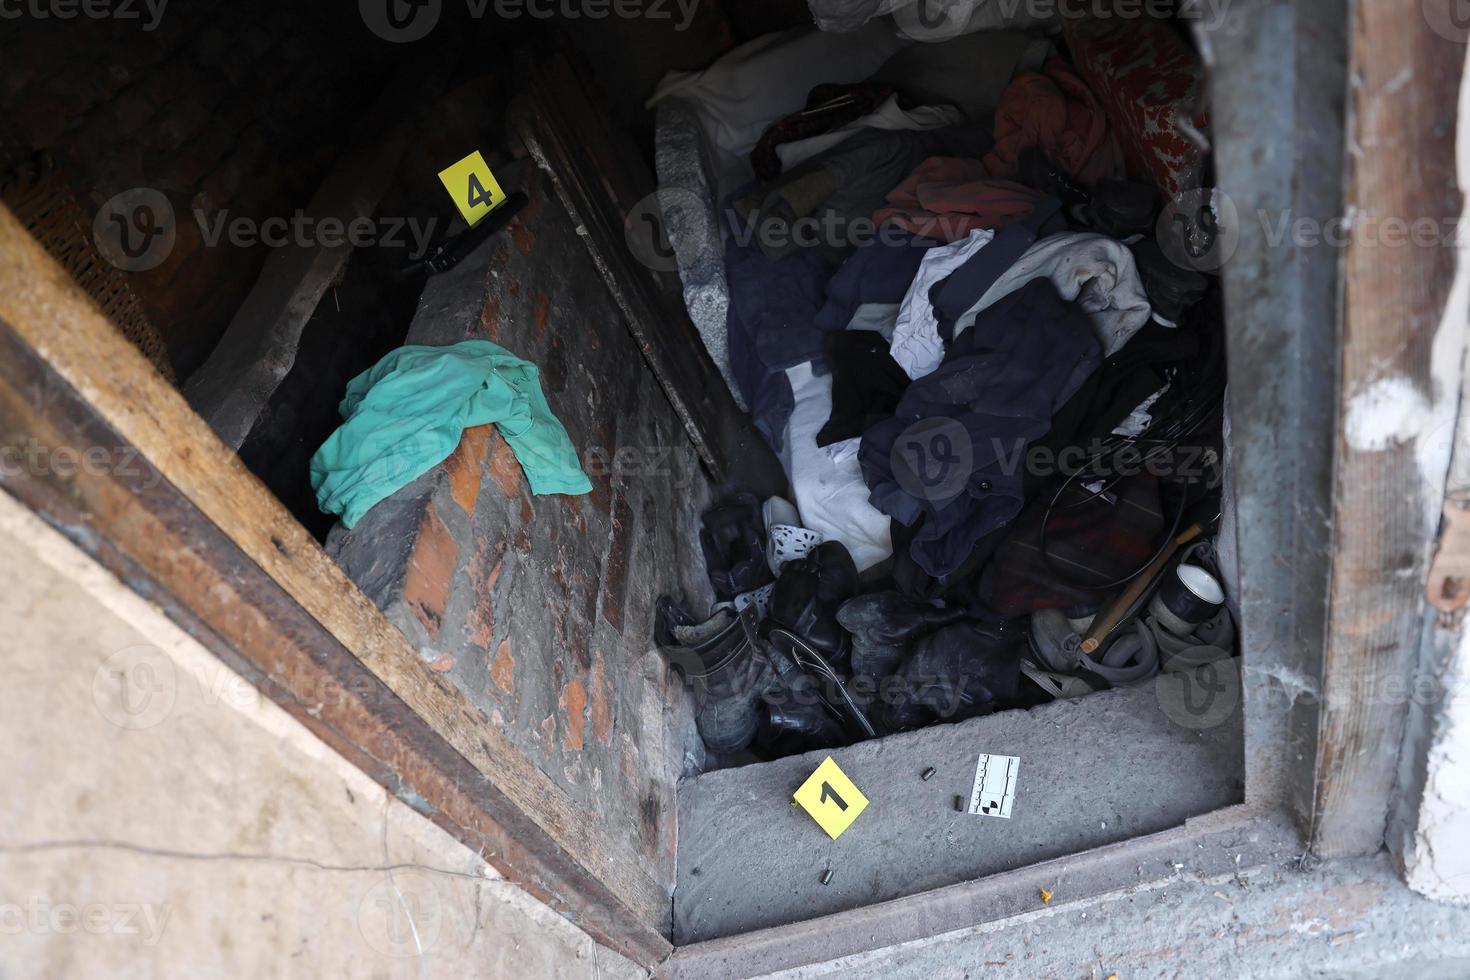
[675,675,1245,943]
[761,852,1470,980]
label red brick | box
[510,182,545,258]
[487,431,523,498]
[511,218,536,257]
[534,292,550,341]
[445,423,492,516]
[490,639,515,697]
[402,502,457,638]
[589,652,613,744]
[560,678,587,752]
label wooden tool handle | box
[1080,524,1204,654]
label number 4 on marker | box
[437,151,507,227]
[467,172,496,212]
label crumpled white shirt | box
[889,231,1156,380]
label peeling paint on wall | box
[1343,376,1430,453]
[1398,40,1470,907]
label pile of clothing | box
[653,22,1235,764]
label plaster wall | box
[0,491,643,979]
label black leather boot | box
[768,541,860,663]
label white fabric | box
[762,496,802,529]
[805,0,1058,33]
[767,523,823,575]
[825,436,861,467]
[775,96,965,172]
[807,0,1056,34]
[804,0,900,30]
[890,231,1155,380]
[734,582,774,620]
[956,233,1153,354]
[784,363,892,572]
[846,302,901,337]
[1112,385,1168,438]
[646,24,909,197]
[889,228,995,379]
[764,494,822,574]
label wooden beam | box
[182,51,453,449]
[510,54,786,497]
[0,203,670,965]
[1310,2,1467,856]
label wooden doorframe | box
[1209,0,1469,857]
[1305,0,1468,858]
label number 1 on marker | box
[794,757,868,839]
[819,782,848,811]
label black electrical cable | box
[1034,305,1228,592]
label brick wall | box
[0,3,395,377]
[328,171,714,900]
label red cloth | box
[871,57,1123,243]
[873,157,1045,243]
[1062,13,1208,197]
[982,59,1124,186]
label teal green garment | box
[311,340,592,528]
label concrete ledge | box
[667,805,1297,980]
[674,671,1245,944]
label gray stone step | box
[674,667,1244,944]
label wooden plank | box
[0,204,671,956]
[182,51,453,449]
[510,54,786,497]
[1310,3,1467,856]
